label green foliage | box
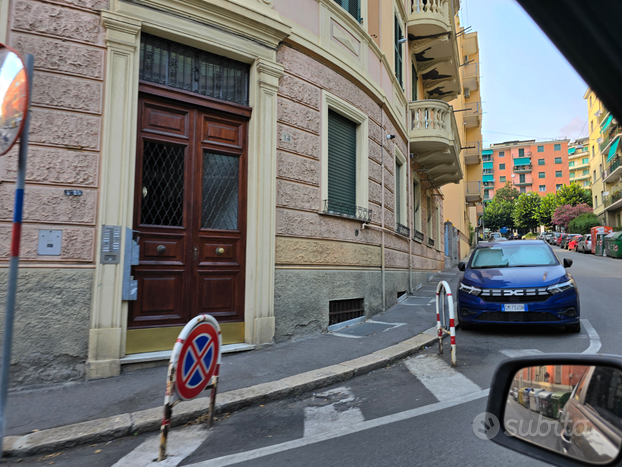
[494,182,521,203]
[513,192,542,230]
[567,213,603,234]
[522,232,538,239]
[538,193,560,227]
[483,198,515,230]
[556,183,593,207]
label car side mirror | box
[458,262,466,271]
[563,258,573,268]
[485,355,622,467]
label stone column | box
[86,11,142,379]
[244,58,284,345]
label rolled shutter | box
[328,110,357,207]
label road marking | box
[403,354,481,401]
[187,389,489,467]
[581,319,601,354]
[499,349,543,358]
[111,425,208,467]
[304,387,364,438]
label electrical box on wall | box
[38,230,62,256]
[101,225,122,264]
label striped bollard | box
[435,281,457,367]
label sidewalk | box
[3,267,461,457]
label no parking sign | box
[159,315,222,460]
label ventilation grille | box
[329,298,364,326]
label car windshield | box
[470,244,559,269]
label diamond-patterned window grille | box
[139,33,250,106]
[202,152,239,230]
[140,141,185,227]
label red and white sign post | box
[159,315,222,461]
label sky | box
[458,0,589,147]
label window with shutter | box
[333,0,360,22]
[327,110,357,212]
[394,15,403,87]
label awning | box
[568,147,576,155]
[483,174,494,182]
[482,149,494,156]
[601,114,614,133]
[483,162,493,169]
[513,157,530,166]
[607,137,620,162]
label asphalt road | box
[5,244,622,467]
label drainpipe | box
[380,103,386,312]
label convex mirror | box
[0,45,28,156]
[505,364,622,464]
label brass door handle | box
[156,245,166,254]
[215,247,225,256]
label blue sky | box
[458,0,589,147]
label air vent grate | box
[329,298,364,326]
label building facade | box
[442,27,483,259]
[0,0,475,386]
[485,139,570,198]
[585,89,622,226]
[567,138,590,189]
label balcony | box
[604,155,622,183]
[572,173,589,181]
[482,182,494,190]
[463,140,481,165]
[409,100,462,187]
[465,181,482,205]
[463,101,482,129]
[513,180,532,187]
[604,182,622,211]
[462,62,479,92]
[513,164,532,173]
[407,0,461,102]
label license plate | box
[503,304,526,312]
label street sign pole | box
[0,53,34,460]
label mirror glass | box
[505,365,622,464]
[0,47,28,156]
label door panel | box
[130,92,247,334]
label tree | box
[552,203,593,230]
[483,198,515,230]
[556,183,593,207]
[538,193,560,227]
[568,213,601,234]
[494,182,521,203]
[513,192,542,231]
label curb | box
[2,333,438,458]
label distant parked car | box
[563,234,582,250]
[556,233,568,247]
[568,235,582,251]
[578,234,592,253]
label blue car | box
[457,240,580,332]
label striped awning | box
[568,147,576,155]
[513,157,530,166]
[601,114,614,133]
[607,138,620,162]
[482,149,494,156]
[483,162,493,169]
[483,174,494,182]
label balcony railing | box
[322,199,372,222]
[462,62,479,91]
[396,223,410,237]
[413,230,424,242]
[513,164,532,173]
[604,183,622,209]
[608,156,622,174]
[408,0,460,34]
[428,237,435,248]
[463,102,482,129]
[464,140,481,165]
[514,180,532,187]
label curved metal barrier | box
[436,281,456,367]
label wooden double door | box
[129,88,248,331]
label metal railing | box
[413,230,424,242]
[513,164,532,173]
[465,181,481,196]
[396,223,411,237]
[604,182,622,208]
[428,237,435,247]
[608,155,622,175]
[322,199,372,222]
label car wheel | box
[566,322,581,333]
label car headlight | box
[547,280,575,294]
[459,282,482,296]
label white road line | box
[404,354,481,401]
[500,349,543,358]
[303,387,364,438]
[186,389,489,467]
[581,319,601,354]
[112,425,209,467]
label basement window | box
[329,298,365,325]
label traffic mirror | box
[0,45,29,156]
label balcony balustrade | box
[465,181,482,204]
[462,62,479,92]
[604,155,622,183]
[604,182,622,211]
[409,100,462,187]
[463,102,482,129]
[513,164,532,173]
[463,140,481,165]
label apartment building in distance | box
[484,139,570,199]
[442,27,483,258]
[0,0,481,386]
[567,138,590,189]
[585,88,622,226]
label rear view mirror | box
[486,355,622,467]
[458,262,466,271]
[564,258,573,268]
